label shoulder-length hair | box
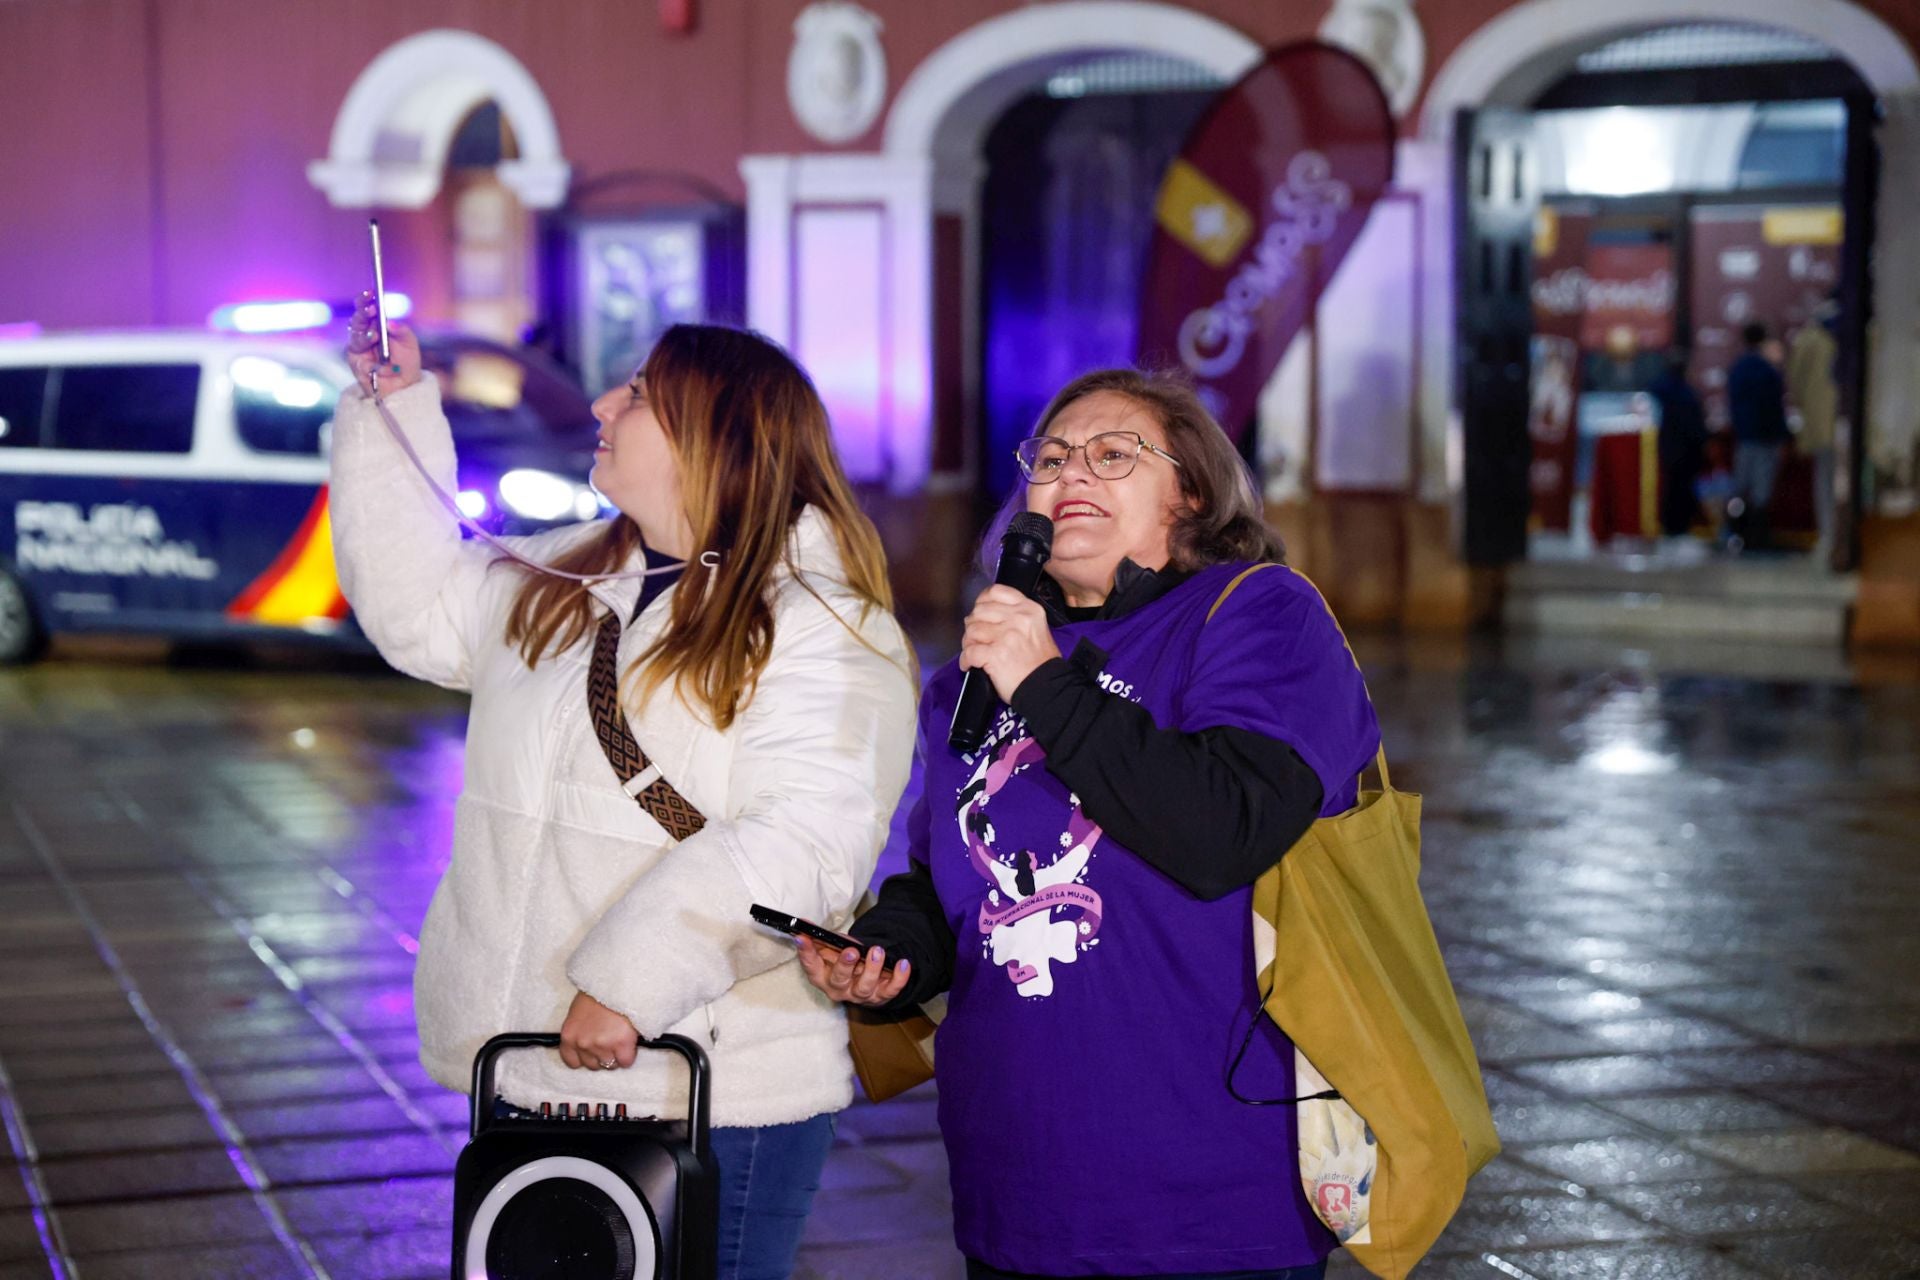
[979,367,1286,574]
[503,324,896,731]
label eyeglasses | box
[1014,432,1183,484]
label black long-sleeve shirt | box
[855,561,1324,1009]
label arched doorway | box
[741,4,1261,622]
[308,30,572,340]
[1411,0,1919,607]
[883,3,1259,499]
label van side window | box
[0,367,49,447]
[50,365,199,453]
[231,357,339,456]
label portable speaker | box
[450,1032,718,1280]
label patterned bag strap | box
[589,612,707,842]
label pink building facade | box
[5,0,1919,638]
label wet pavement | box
[0,632,1917,1279]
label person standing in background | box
[1648,356,1708,540]
[1786,299,1841,564]
[1725,322,1792,552]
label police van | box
[0,328,600,663]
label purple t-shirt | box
[911,563,1380,1275]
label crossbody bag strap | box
[589,612,707,842]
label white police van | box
[0,328,599,663]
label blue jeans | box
[965,1261,1328,1280]
[711,1115,836,1280]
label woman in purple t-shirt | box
[799,369,1380,1280]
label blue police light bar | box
[210,294,412,334]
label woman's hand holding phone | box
[795,935,913,1008]
[346,291,423,397]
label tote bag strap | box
[1205,563,1392,791]
[1205,564,1334,1104]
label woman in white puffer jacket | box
[332,304,917,1279]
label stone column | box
[1868,90,1920,513]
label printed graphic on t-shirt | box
[956,731,1104,999]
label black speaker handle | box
[642,1033,712,1161]
[469,1030,712,1159]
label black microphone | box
[949,512,1054,754]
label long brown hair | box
[503,325,896,730]
[979,367,1286,573]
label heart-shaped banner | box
[1136,42,1397,441]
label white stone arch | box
[883,3,1261,170]
[744,3,1264,498]
[308,29,571,210]
[1419,0,1919,139]
[1400,0,1920,505]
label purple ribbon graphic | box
[978,883,1104,939]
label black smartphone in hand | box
[750,904,880,960]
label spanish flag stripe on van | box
[225,487,349,624]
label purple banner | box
[1136,42,1396,440]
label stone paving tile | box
[1502,1053,1703,1097]
[195,1062,390,1105]
[1458,1000,1614,1060]
[1681,1126,1920,1176]
[60,1239,302,1279]
[796,1237,967,1279]
[1584,1015,1764,1054]
[1427,1187,1659,1253]
[800,1185,956,1247]
[1594,1091,1817,1137]
[820,1146,916,1193]
[1498,986,1665,1025]
[307,1225,443,1280]
[250,1131,456,1185]
[1593,1174,1852,1237]
[0,1214,45,1266]
[35,1146,248,1203]
[28,1190,279,1256]
[227,1094,425,1143]
[833,1091,940,1144]
[0,1044,186,1085]
[1727,1228,1920,1279]
[9,1072,198,1117]
[0,1019,154,1056]
[276,1175,453,1238]
[1469,1155,1574,1194]
[1784,1168,1920,1229]
[1431,1242,1770,1278]
[1572,956,1729,992]
[26,1107,219,1159]
[0,995,144,1031]
[1504,1136,1742,1187]
[1488,1097,1644,1145]
[1662,1046,1876,1089]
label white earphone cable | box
[364,377,699,582]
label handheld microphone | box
[948,512,1054,754]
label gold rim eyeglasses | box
[1014,432,1184,484]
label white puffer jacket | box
[329,377,917,1127]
